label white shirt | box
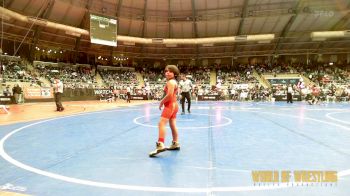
[179,79,192,92]
[145,85,150,92]
[198,89,204,95]
[54,80,63,93]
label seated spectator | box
[3,85,11,96]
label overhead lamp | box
[152,38,164,44]
[235,35,247,41]
[202,43,214,47]
[247,34,275,41]
[118,34,274,45]
[311,30,349,39]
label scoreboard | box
[90,14,117,46]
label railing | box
[253,69,271,88]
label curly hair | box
[165,65,180,77]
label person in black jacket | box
[12,84,23,104]
[286,84,293,103]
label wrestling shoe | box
[149,142,166,157]
[167,141,180,150]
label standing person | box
[53,77,64,111]
[12,84,22,104]
[126,85,131,103]
[308,85,320,105]
[145,82,151,100]
[179,74,192,115]
[193,85,198,103]
[149,65,180,157]
[112,87,118,102]
[286,84,293,103]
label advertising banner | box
[24,87,54,99]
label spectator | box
[3,86,11,96]
[12,84,23,104]
[53,77,64,111]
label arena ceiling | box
[1,0,350,60]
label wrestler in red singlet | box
[161,80,179,119]
[149,65,181,157]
